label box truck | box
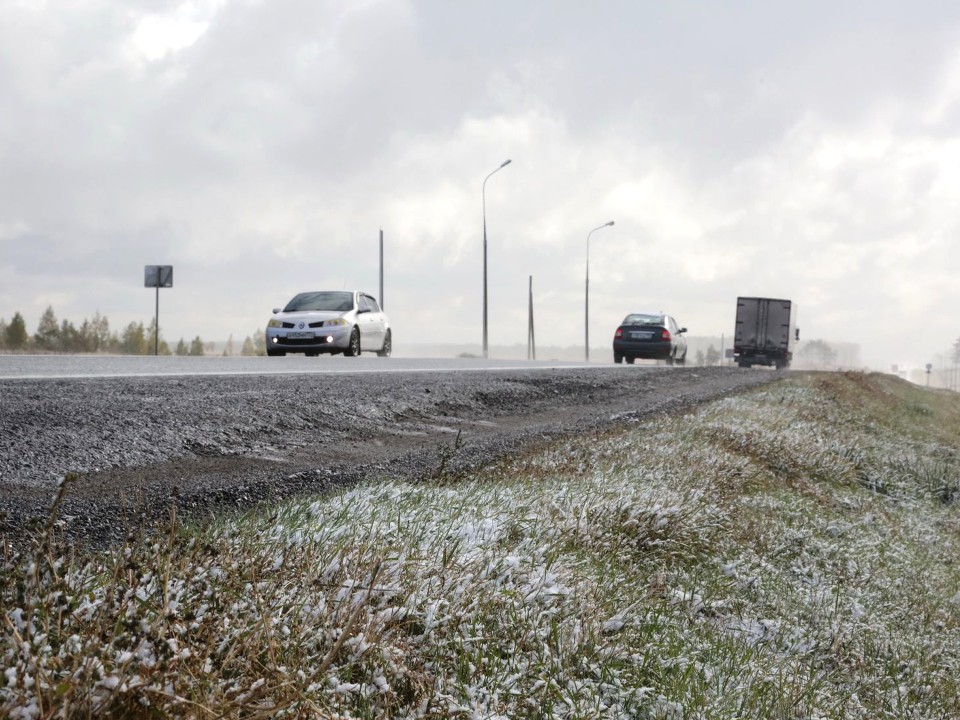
[733,297,798,369]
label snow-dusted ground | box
[2,372,958,718]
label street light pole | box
[482,159,512,359]
[585,221,614,363]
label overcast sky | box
[2,0,959,368]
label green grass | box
[2,371,959,718]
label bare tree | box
[798,339,838,368]
[705,345,720,366]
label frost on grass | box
[2,372,959,718]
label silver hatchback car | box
[265,290,391,357]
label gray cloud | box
[2,1,960,369]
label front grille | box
[281,322,295,328]
[308,321,325,328]
[281,337,329,346]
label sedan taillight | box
[615,328,623,338]
[661,329,671,341]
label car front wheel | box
[344,328,361,357]
[377,329,392,357]
[614,352,623,364]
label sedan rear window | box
[284,291,354,312]
[622,313,664,326]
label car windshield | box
[283,291,354,312]
[623,313,664,326]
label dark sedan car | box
[613,312,687,365]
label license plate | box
[631,331,653,339]
[287,332,314,340]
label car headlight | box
[325,318,348,326]
[267,319,282,328]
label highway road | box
[0,356,781,548]
[0,354,601,380]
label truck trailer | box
[733,297,798,369]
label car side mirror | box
[272,308,281,314]
[679,327,687,334]
[795,328,800,341]
[357,307,370,315]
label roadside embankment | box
[2,372,959,718]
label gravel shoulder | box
[0,366,782,547]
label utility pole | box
[379,228,384,310]
[482,159,512,358]
[584,221,614,362]
[527,275,536,360]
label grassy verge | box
[3,372,959,718]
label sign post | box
[144,265,173,356]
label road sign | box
[144,265,173,288]
[144,265,174,355]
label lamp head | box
[501,159,512,168]
[606,220,615,226]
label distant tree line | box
[694,346,723,367]
[687,338,858,369]
[0,306,265,356]
[796,339,837,367]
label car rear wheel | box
[267,348,285,357]
[625,356,635,365]
[676,352,686,366]
[613,352,623,364]
[377,330,392,357]
[665,355,674,366]
[344,328,361,357]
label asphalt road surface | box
[0,354,594,379]
[0,356,783,548]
